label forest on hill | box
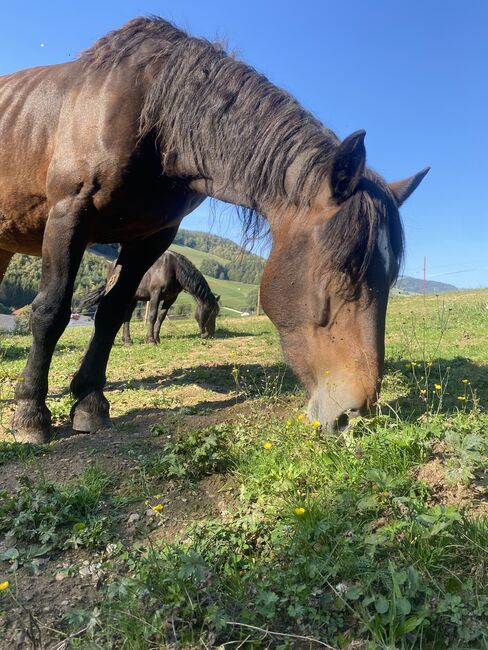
[394,276,457,294]
[172,230,265,284]
[0,253,110,314]
[92,230,266,284]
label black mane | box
[169,251,217,305]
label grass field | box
[0,290,487,648]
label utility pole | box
[256,286,261,316]
[423,256,427,296]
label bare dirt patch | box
[414,442,487,516]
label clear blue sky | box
[1,1,486,287]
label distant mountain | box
[394,276,458,294]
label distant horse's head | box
[261,131,429,430]
[196,294,220,338]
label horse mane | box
[169,251,217,305]
[319,170,404,292]
[80,17,403,286]
[80,17,339,239]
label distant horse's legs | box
[12,204,87,442]
[146,293,161,344]
[154,297,176,344]
[70,229,177,432]
[122,300,137,346]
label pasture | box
[0,289,487,649]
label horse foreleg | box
[154,297,176,344]
[122,300,137,346]
[12,204,87,442]
[0,250,13,284]
[146,293,161,344]
[70,229,176,433]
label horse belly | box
[0,195,48,256]
[90,184,205,243]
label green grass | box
[0,290,487,648]
[0,466,114,568]
[169,242,233,269]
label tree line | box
[0,253,110,313]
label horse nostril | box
[334,408,363,431]
[335,412,349,431]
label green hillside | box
[169,243,231,269]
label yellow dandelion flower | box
[411,361,418,367]
[311,420,321,428]
[434,384,442,391]
[0,581,9,591]
[286,419,292,427]
[263,441,272,450]
[297,414,305,421]
[151,503,164,512]
[294,507,306,516]
[461,379,469,384]
[426,361,433,367]
[457,396,466,401]
[420,389,427,396]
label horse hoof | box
[70,391,111,433]
[72,409,111,433]
[11,410,51,444]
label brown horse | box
[80,250,220,342]
[0,17,428,442]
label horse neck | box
[172,255,213,303]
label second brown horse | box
[80,250,220,342]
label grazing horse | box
[80,250,220,343]
[0,17,428,442]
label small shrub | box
[0,465,113,564]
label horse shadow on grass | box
[384,356,488,421]
[106,362,299,397]
[119,325,261,344]
[101,362,299,436]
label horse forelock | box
[317,170,404,295]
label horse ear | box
[330,130,366,203]
[389,167,430,206]
[215,294,220,301]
